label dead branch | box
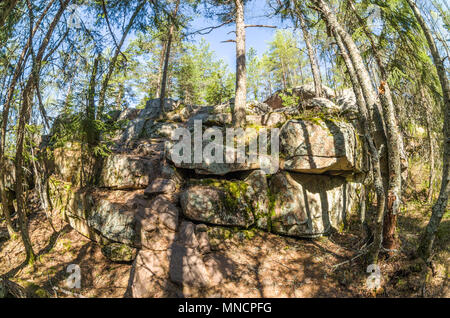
[187,20,233,36]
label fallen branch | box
[331,252,366,270]
[52,286,86,298]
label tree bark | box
[0,0,56,240]
[14,0,69,264]
[348,0,402,252]
[97,1,145,118]
[155,41,168,99]
[333,30,374,245]
[86,55,100,145]
[421,87,435,202]
[159,0,180,114]
[292,5,322,97]
[406,0,450,261]
[233,0,247,127]
[313,0,386,264]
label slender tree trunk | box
[421,87,435,202]
[0,0,56,232]
[155,41,168,99]
[14,0,69,264]
[334,30,372,244]
[233,0,247,127]
[406,0,450,261]
[29,133,55,232]
[15,79,36,264]
[348,0,403,252]
[314,0,386,264]
[426,121,435,202]
[97,1,145,118]
[297,9,322,97]
[115,82,124,110]
[0,171,15,237]
[86,55,100,146]
[159,0,180,114]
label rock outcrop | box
[45,86,367,297]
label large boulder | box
[279,119,363,174]
[305,98,341,113]
[180,179,255,228]
[88,198,138,246]
[266,172,363,237]
[264,84,336,110]
[118,98,179,143]
[180,171,270,228]
[52,142,84,185]
[166,126,279,175]
[48,178,105,243]
[167,117,363,176]
[99,154,156,190]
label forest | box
[0,0,448,299]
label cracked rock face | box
[47,92,368,296]
[268,172,362,238]
[279,119,363,174]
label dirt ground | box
[0,197,448,298]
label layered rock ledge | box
[45,85,368,297]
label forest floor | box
[0,194,448,298]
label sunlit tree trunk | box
[155,41,168,99]
[348,0,402,253]
[406,0,450,261]
[297,9,322,97]
[420,87,435,203]
[160,0,180,114]
[97,1,145,118]
[233,0,247,127]
[0,0,56,236]
[14,0,69,264]
[333,30,372,244]
[313,0,386,264]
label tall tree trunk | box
[0,0,56,233]
[406,0,450,261]
[159,0,180,114]
[297,9,322,97]
[97,1,145,118]
[14,0,69,264]
[115,82,124,110]
[333,30,372,244]
[29,133,54,232]
[313,0,387,264]
[233,0,247,127]
[348,0,403,253]
[155,41,168,99]
[421,87,435,202]
[15,79,36,264]
[0,173,15,237]
[86,55,100,145]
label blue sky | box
[187,0,292,69]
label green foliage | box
[279,88,300,108]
